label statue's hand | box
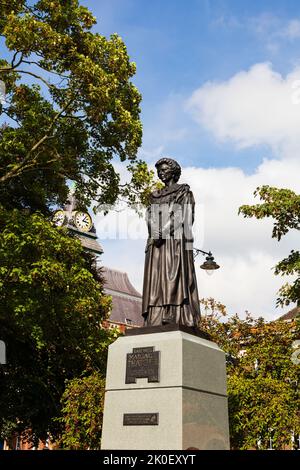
[150,226,162,240]
[153,238,165,248]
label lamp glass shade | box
[205,269,214,276]
[200,258,220,271]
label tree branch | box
[61,114,86,120]
[22,60,70,79]
[23,4,45,21]
[0,98,74,184]
[0,51,24,72]
[1,109,21,126]
[13,69,54,89]
[86,175,106,190]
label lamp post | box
[193,248,220,274]
[268,428,274,450]
[0,340,6,365]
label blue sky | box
[82,0,300,172]
[84,0,300,318]
[1,1,300,317]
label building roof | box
[102,267,143,327]
[278,305,300,321]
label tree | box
[59,372,105,450]
[201,308,300,449]
[228,374,299,450]
[0,0,155,444]
[0,206,118,442]
[0,0,156,213]
[239,186,300,307]
[227,317,300,450]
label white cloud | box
[184,62,300,319]
[96,62,300,322]
[96,157,299,321]
[249,13,280,36]
[182,160,299,320]
[282,19,300,39]
[186,62,300,157]
[216,13,300,50]
[250,15,300,52]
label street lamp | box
[0,340,6,365]
[193,248,220,275]
[268,428,274,450]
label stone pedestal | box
[101,325,230,450]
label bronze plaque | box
[123,413,159,426]
[125,346,160,384]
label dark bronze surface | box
[125,323,211,341]
[123,413,159,426]
[142,158,201,327]
[125,346,160,384]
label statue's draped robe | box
[142,183,201,327]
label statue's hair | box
[155,158,181,183]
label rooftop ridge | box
[102,266,142,298]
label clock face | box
[52,210,66,227]
[74,211,93,232]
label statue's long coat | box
[142,183,201,327]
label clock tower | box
[51,187,103,256]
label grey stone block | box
[101,330,230,450]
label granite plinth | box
[101,329,230,450]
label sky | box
[2,1,300,320]
[82,0,300,320]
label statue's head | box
[155,158,181,183]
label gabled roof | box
[102,267,142,298]
[278,305,300,321]
[102,267,143,327]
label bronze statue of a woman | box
[142,158,201,327]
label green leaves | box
[0,0,146,211]
[59,372,106,450]
[0,206,114,440]
[239,185,300,306]
[239,186,300,241]
[120,160,162,209]
[202,310,300,449]
[228,374,299,450]
[0,0,155,446]
[276,251,300,306]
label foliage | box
[0,0,157,446]
[0,205,116,441]
[228,374,298,450]
[239,185,300,306]
[121,160,163,209]
[0,0,158,213]
[201,308,300,449]
[59,372,105,450]
[239,186,300,241]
